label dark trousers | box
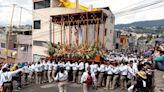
[3,82,13,92]
[25,73,29,83]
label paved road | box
[18,82,127,92]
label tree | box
[44,42,58,58]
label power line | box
[114,0,148,12]
[116,2,164,17]
[115,0,164,16]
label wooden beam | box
[96,18,100,47]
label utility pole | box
[6,4,15,62]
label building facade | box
[0,25,32,62]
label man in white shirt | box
[40,62,45,84]
[23,63,30,84]
[111,61,120,89]
[55,67,68,92]
[119,62,128,90]
[43,60,48,83]
[35,62,42,84]
[127,61,135,87]
[58,61,65,68]
[85,62,89,72]
[29,62,35,83]
[97,62,105,87]
[0,67,24,92]
[65,61,72,81]
[48,61,53,83]
[72,61,78,83]
[77,60,84,84]
[105,62,113,89]
[90,62,98,74]
[81,66,96,92]
[52,61,58,81]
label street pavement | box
[18,82,127,92]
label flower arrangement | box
[44,42,109,62]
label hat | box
[137,71,147,79]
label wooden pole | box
[68,15,71,47]
[53,22,55,43]
[86,13,88,45]
[50,17,52,43]
[77,20,80,46]
[16,7,22,62]
[61,16,63,45]
[102,13,105,47]
[64,23,66,45]
[96,18,100,47]
[6,4,15,62]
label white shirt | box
[43,63,49,70]
[72,62,78,71]
[127,66,135,79]
[112,66,120,74]
[55,71,68,81]
[53,63,58,70]
[58,62,65,68]
[40,63,44,72]
[119,65,128,75]
[0,70,2,87]
[90,64,95,73]
[133,60,139,73]
[98,64,105,73]
[78,62,84,70]
[29,64,35,72]
[93,64,98,73]
[80,72,96,84]
[2,64,8,69]
[105,65,113,75]
[48,63,53,71]
[34,64,42,72]
[85,63,89,71]
[65,62,71,70]
[23,66,30,73]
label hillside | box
[115,19,164,29]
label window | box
[117,32,120,38]
[20,45,28,52]
[104,29,107,36]
[13,43,17,49]
[33,54,46,62]
[34,0,50,9]
[110,16,114,23]
[34,20,41,29]
[1,43,5,48]
[33,40,46,46]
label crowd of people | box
[0,44,164,92]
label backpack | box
[84,73,93,85]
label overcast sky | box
[0,0,164,26]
